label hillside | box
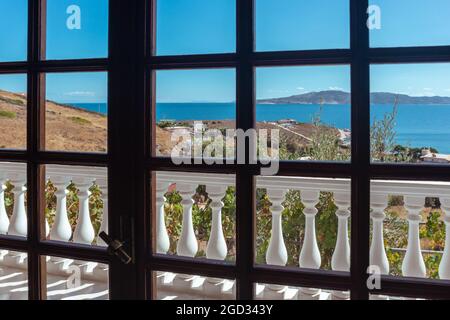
[0,89,184,154]
[258,90,450,105]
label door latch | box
[99,232,132,265]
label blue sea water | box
[70,102,450,153]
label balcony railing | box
[0,165,448,299]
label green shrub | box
[69,116,91,125]
[0,110,16,119]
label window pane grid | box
[0,0,449,300]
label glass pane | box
[369,0,450,48]
[0,74,27,150]
[44,165,108,246]
[44,72,107,153]
[256,65,351,161]
[156,0,236,55]
[0,162,27,239]
[153,171,236,263]
[154,271,235,300]
[0,0,27,62]
[255,176,351,274]
[0,249,28,300]
[370,63,450,164]
[370,179,450,281]
[46,0,108,60]
[45,256,109,300]
[255,283,349,300]
[256,0,350,52]
[155,69,236,158]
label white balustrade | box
[331,192,351,300]
[156,181,170,254]
[97,178,108,247]
[205,184,228,261]
[72,177,95,245]
[402,196,427,278]
[265,189,288,292]
[156,172,235,262]
[46,165,107,246]
[7,174,27,237]
[299,190,321,270]
[369,194,389,275]
[48,176,72,242]
[176,182,198,258]
[439,198,450,280]
[265,189,288,267]
[331,192,351,272]
[0,174,10,235]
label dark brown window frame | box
[0,0,449,300]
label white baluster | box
[299,190,321,269]
[402,196,426,278]
[205,184,228,284]
[331,192,351,300]
[0,176,10,234]
[265,188,288,292]
[439,198,450,280]
[156,182,170,254]
[72,178,95,245]
[7,174,27,237]
[49,176,72,242]
[97,179,108,247]
[176,183,198,257]
[370,194,389,275]
[206,185,227,260]
[299,189,321,299]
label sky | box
[1,0,450,103]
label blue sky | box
[1,0,450,103]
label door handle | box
[99,231,132,265]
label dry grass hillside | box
[0,89,185,154]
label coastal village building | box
[420,149,450,163]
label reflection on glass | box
[256,0,349,51]
[0,250,28,300]
[370,63,450,164]
[154,271,235,300]
[0,0,27,62]
[45,72,107,153]
[46,256,109,300]
[0,74,27,150]
[256,65,351,161]
[46,0,108,60]
[255,283,347,300]
[155,69,236,157]
[156,0,236,55]
[369,0,450,48]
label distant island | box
[257,90,450,105]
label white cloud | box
[64,91,96,97]
[329,86,343,91]
[423,87,433,91]
[296,87,305,91]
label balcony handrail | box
[371,180,450,198]
[46,164,107,183]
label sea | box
[71,102,450,154]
